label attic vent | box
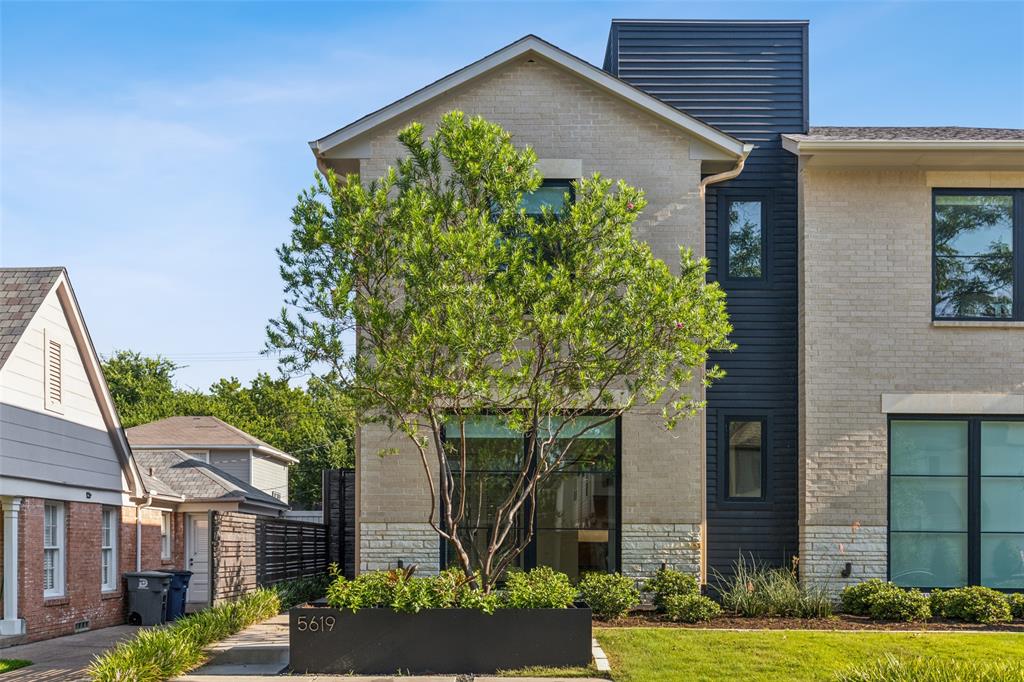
[74,619,90,633]
[43,331,63,413]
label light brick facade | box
[798,167,1024,586]
[351,58,709,579]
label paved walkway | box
[0,625,140,682]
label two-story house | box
[313,20,1023,594]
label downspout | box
[699,144,754,197]
[135,493,154,571]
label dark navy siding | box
[606,20,807,579]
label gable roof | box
[134,449,288,509]
[0,266,145,498]
[310,34,749,160]
[0,267,64,368]
[789,126,1024,142]
[126,415,298,464]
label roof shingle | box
[0,267,64,368]
[126,415,295,462]
[790,126,1024,142]
[134,449,287,508]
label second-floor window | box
[933,189,1022,320]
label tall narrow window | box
[43,501,65,597]
[726,418,765,499]
[980,421,1024,589]
[726,199,764,279]
[161,512,172,560]
[934,191,1020,320]
[101,507,118,591]
[43,331,63,413]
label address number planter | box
[289,606,593,674]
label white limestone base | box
[360,521,440,574]
[801,524,887,594]
[621,523,702,581]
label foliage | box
[325,567,500,614]
[663,593,722,623]
[88,588,280,682]
[0,660,31,673]
[864,585,930,622]
[576,572,640,620]
[102,350,353,506]
[1008,592,1024,620]
[268,111,733,588]
[839,579,891,616]
[594,629,1024,682]
[644,566,699,610]
[503,567,578,610]
[929,586,1012,624]
[836,654,1024,682]
[716,556,833,618]
[271,572,332,609]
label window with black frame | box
[890,418,1024,590]
[933,190,1022,320]
[724,198,765,280]
[443,415,618,581]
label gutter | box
[135,493,154,571]
[781,137,1024,154]
[699,144,755,197]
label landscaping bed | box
[598,612,1024,631]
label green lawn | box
[595,629,1024,682]
[0,660,31,675]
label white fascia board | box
[311,35,746,160]
[783,137,1024,155]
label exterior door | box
[185,513,210,606]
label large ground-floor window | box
[889,417,1024,590]
[442,415,619,580]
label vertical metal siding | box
[606,20,807,580]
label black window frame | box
[718,191,771,286]
[438,413,622,576]
[931,188,1024,322]
[720,414,770,505]
[887,414,1024,592]
[522,179,576,219]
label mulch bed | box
[596,613,1024,632]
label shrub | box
[865,584,930,622]
[644,567,699,610]
[88,588,280,682]
[503,566,577,609]
[326,568,408,611]
[273,572,332,609]
[577,572,640,620]
[929,586,1011,624]
[716,556,834,618]
[663,593,722,623]
[836,654,1024,682]
[840,579,890,616]
[1008,592,1024,620]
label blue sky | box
[2,1,1022,389]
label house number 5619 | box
[296,615,336,632]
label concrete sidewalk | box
[0,625,141,682]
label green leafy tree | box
[102,350,353,506]
[268,112,733,590]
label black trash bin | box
[165,570,193,621]
[124,571,172,625]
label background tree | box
[269,111,733,590]
[102,350,353,506]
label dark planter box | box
[289,606,592,674]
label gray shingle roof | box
[134,449,287,508]
[0,267,64,368]
[127,415,296,462]
[791,126,1024,142]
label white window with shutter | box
[101,507,118,591]
[161,512,172,560]
[43,330,63,413]
[43,501,65,597]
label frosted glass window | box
[890,420,968,475]
[890,477,968,532]
[981,422,1024,475]
[890,532,968,588]
[980,533,1024,589]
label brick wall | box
[798,168,1024,584]
[352,57,708,578]
[0,497,174,643]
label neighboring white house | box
[126,416,297,504]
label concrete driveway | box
[0,625,141,681]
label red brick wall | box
[8,498,179,643]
